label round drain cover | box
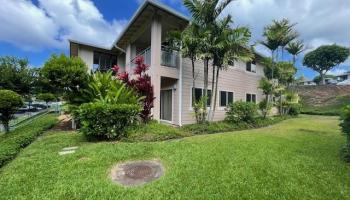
[111,160,164,186]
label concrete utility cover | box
[110,160,164,186]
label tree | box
[167,23,201,110]
[312,74,336,85]
[40,54,89,102]
[258,78,274,118]
[36,93,56,106]
[274,19,298,60]
[184,0,234,119]
[303,44,350,85]
[209,16,253,120]
[0,90,24,133]
[286,40,304,64]
[0,56,35,95]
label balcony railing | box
[161,48,178,68]
[127,46,178,69]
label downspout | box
[178,47,183,127]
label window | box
[246,60,256,73]
[246,93,256,103]
[228,59,235,67]
[93,52,117,72]
[220,91,234,107]
[192,88,211,107]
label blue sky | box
[0,0,349,79]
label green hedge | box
[182,116,289,135]
[225,101,258,123]
[0,113,58,168]
[78,102,141,140]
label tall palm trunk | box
[203,59,209,97]
[191,57,198,122]
[211,67,220,121]
[209,63,216,121]
[267,50,275,114]
[191,57,196,104]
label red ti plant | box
[112,56,155,123]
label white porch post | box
[125,44,132,73]
[150,14,162,121]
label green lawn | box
[0,115,349,199]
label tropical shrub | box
[341,105,350,162]
[288,103,301,116]
[81,71,141,104]
[282,91,301,115]
[258,99,273,118]
[225,101,258,123]
[0,90,24,133]
[193,96,208,124]
[183,116,288,135]
[113,56,155,123]
[78,102,141,140]
[0,113,57,168]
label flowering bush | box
[113,56,155,123]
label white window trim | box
[189,87,212,111]
[245,93,257,103]
[219,91,235,108]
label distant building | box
[337,72,350,85]
[296,76,316,86]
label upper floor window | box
[228,60,235,67]
[246,60,256,73]
[246,93,256,103]
[192,88,211,107]
[220,91,234,107]
[93,51,117,72]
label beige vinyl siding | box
[180,58,264,125]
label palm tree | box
[167,23,201,107]
[286,40,304,64]
[209,17,253,120]
[184,0,235,118]
[261,30,280,79]
[273,19,298,60]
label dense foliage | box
[0,90,24,133]
[78,102,141,140]
[81,71,141,105]
[303,45,350,85]
[225,101,258,123]
[0,56,35,95]
[341,105,350,162]
[40,54,89,100]
[193,96,208,124]
[114,56,154,123]
[313,75,336,85]
[36,93,56,105]
[183,116,288,135]
[0,113,57,168]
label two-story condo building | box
[69,0,265,126]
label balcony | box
[127,46,179,69]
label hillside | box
[294,85,350,115]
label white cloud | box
[222,0,350,54]
[327,68,348,76]
[0,0,127,51]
